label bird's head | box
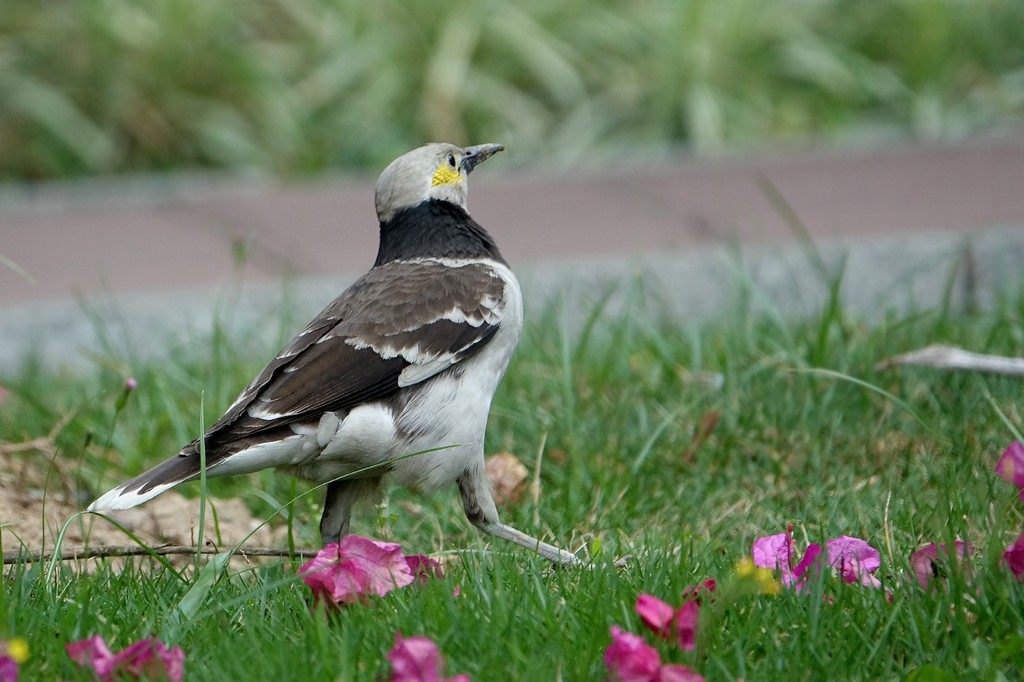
[374,142,504,223]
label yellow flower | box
[734,556,755,577]
[735,557,780,595]
[5,637,29,664]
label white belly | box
[92,260,525,514]
[294,262,523,491]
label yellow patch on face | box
[432,163,462,187]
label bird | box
[88,142,580,566]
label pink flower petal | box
[826,536,881,587]
[673,601,700,652]
[680,579,716,603]
[299,544,343,597]
[387,634,469,682]
[0,657,19,682]
[405,554,444,583]
[67,635,117,678]
[1003,533,1024,579]
[753,526,820,587]
[67,636,184,682]
[755,529,885,591]
[338,535,416,597]
[636,594,675,638]
[116,640,185,682]
[388,635,442,682]
[996,441,1024,500]
[605,626,662,682]
[789,543,823,590]
[751,533,792,571]
[299,535,415,605]
[657,664,706,682]
[909,541,973,589]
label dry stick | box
[4,545,318,565]
[875,344,1024,376]
[682,410,721,464]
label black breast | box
[374,200,507,266]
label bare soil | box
[0,446,282,566]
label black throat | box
[374,199,507,267]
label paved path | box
[3,139,1024,306]
[1,138,1023,372]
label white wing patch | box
[398,357,456,387]
[343,275,505,388]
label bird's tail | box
[87,452,205,512]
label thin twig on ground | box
[3,544,316,565]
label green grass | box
[2,275,1024,680]
[1,0,1023,180]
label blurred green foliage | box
[1,0,1022,180]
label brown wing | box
[195,259,507,453]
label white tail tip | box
[87,481,178,512]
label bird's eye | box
[447,153,457,168]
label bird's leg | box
[319,477,381,546]
[457,467,581,567]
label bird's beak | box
[460,143,505,174]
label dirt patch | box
[0,447,284,564]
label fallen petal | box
[338,535,416,598]
[1003,533,1024,579]
[996,442,1024,499]
[300,535,416,605]
[754,526,807,586]
[826,536,881,572]
[826,536,881,586]
[67,636,184,682]
[751,533,792,571]
[635,594,675,639]
[673,601,700,652]
[67,635,117,678]
[680,579,716,603]
[388,634,442,682]
[388,634,468,682]
[605,626,661,682]
[298,543,343,598]
[405,554,444,583]
[857,572,884,589]
[658,664,706,682]
[909,541,973,589]
[0,657,18,682]
[790,543,823,590]
[116,640,185,682]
